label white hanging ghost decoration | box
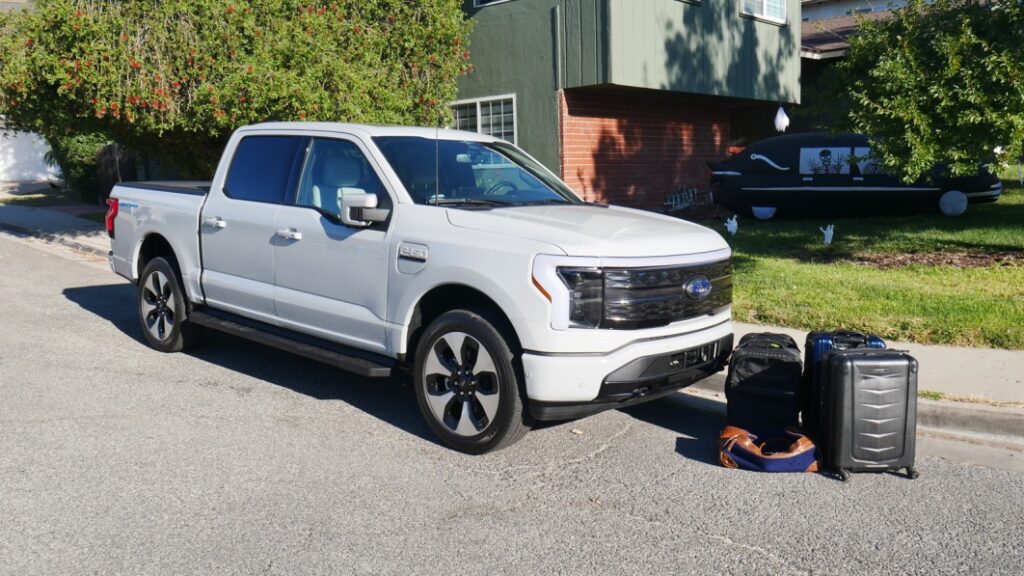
[774,105,790,133]
[820,224,835,246]
[725,215,739,236]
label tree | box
[0,1,473,178]
[821,0,1024,182]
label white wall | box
[0,129,60,182]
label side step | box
[189,309,396,378]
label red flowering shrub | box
[0,0,472,176]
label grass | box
[0,191,80,207]
[702,181,1024,349]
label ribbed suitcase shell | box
[823,349,918,479]
[802,331,886,433]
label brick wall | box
[558,88,731,209]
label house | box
[456,0,801,209]
[801,0,904,21]
[798,1,897,130]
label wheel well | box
[406,284,520,360]
[137,234,180,280]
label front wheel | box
[413,309,530,454]
[137,257,202,353]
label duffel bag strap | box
[719,426,819,473]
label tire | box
[413,309,530,454]
[137,257,202,353]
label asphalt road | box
[1,233,1023,576]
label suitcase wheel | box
[838,468,851,482]
[906,467,919,480]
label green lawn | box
[705,182,1024,349]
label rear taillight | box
[105,198,118,238]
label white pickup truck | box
[107,122,733,453]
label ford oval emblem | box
[684,275,713,301]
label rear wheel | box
[414,309,530,454]
[137,257,202,353]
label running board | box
[189,309,395,378]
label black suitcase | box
[821,349,919,480]
[802,331,886,434]
[726,333,803,436]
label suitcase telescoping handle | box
[832,330,869,347]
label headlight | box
[557,267,603,328]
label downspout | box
[554,1,566,187]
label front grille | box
[602,259,732,329]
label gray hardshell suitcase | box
[823,349,919,481]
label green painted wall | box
[606,0,800,103]
[459,0,569,172]
[459,0,801,172]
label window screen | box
[224,136,304,204]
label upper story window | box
[451,95,517,144]
[742,0,786,24]
[474,0,513,6]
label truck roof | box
[237,122,501,143]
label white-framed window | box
[451,94,517,144]
[742,0,786,24]
[474,0,514,7]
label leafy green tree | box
[822,0,1024,182]
[0,0,472,177]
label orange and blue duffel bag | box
[719,426,820,473]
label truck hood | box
[446,204,729,258]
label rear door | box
[272,136,393,353]
[200,135,306,324]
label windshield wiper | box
[427,197,513,208]
[517,199,568,206]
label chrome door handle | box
[275,228,302,241]
[203,217,227,229]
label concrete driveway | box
[1,234,1022,576]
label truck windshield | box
[373,136,582,206]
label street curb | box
[686,376,1024,443]
[0,221,108,258]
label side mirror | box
[340,193,389,227]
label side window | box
[800,147,852,175]
[224,136,304,203]
[852,146,887,175]
[295,138,387,217]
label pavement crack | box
[609,503,817,576]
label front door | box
[201,135,306,324]
[272,136,393,353]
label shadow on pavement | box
[621,391,725,467]
[63,283,439,446]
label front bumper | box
[522,321,733,421]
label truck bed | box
[109,181,210,300]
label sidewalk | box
[690,323,1024,443]
[0,203,109,256]
[730,322,1024,403]
[0,181,109,256]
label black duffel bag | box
[725,333,803,436]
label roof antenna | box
[435,107,441,202]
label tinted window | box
[224,136,304,203]
[295,138,387,217]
